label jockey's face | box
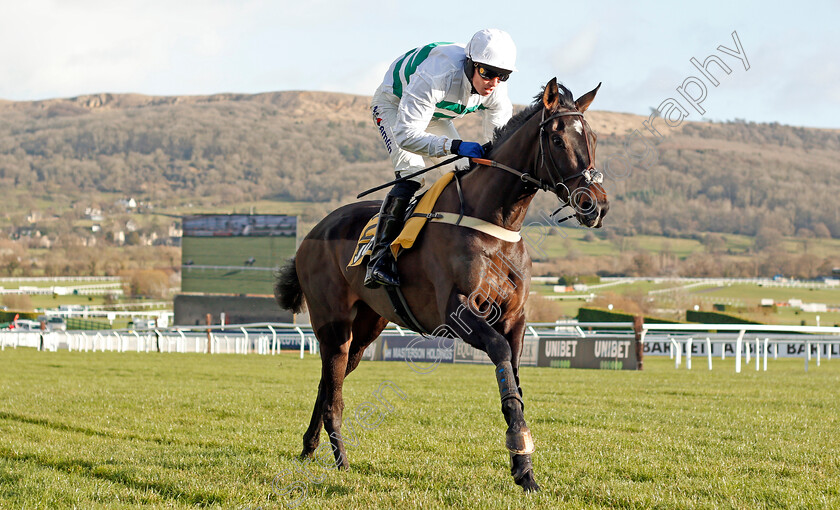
[472,68,500,96]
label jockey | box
[365,28,517,288]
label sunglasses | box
[475,63,511,82]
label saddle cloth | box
[347,171,521,269]
[348,172,455,268]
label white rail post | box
[755,337,760,371]
[763,338,769,371]
[670,338,681,369]
[816,342,821,367]
[745,339,751,365]
[677,339,682,368]
[295,327,306,359]
[177,329,186,353]
[95,332,104,352]
[805,340,810,372]
[132,330,141,352]
[669,337,674,360]
[240,327,249,354]
[735,330,745,373]
[686,338,693,370]
[774,343,778,360]
[268,325,277,355]
[706,337,713,370]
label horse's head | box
[536,78,609,228]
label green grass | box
[526,227,839,261]
[1,350,838,509]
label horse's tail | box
[274,257,306,313]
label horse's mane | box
[491,82,575,148]
[460,82,574,174]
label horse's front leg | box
[446,293,539,492]
[499,316,539,491]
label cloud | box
[320,61,391,96]
[549,26,600,75]
[0,0,247,99]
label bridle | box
[471,105,604,217]
[538,109,603,190]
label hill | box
[2,89,837,239]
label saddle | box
[348,171,520,269]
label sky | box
[0,0,838,129]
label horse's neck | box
[460,123,541,232]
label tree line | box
[1,91,838,238]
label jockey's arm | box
[393,74,451,158]
[481,85,513,143]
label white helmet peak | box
[466,29,517,73]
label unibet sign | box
[537,336,640,370]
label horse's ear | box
[542,78,560,110]
[575,82,601,113]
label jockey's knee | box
[391,179,422,199]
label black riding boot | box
[364,193,412,288]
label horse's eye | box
[552,135,564,147]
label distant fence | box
[3,320,839,373]
[641,323,840,373]
[599,276,840,290]
[0,323,317,356]
[0,276,122,283]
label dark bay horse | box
[274,78,608,492]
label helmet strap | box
[464,57,478,95]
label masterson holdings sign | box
[537,336,640,370]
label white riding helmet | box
[466,28,517,72]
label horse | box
[274,78,608,492]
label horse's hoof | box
[511,452,538,491]
[517,474,540,492]
[299,447,316,459]
[506,426,535,455]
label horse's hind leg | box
[301,318,352,461]
[314,320,353,469]
[345,302,388,377]
[301,380,326,459]
[300,299,387,465]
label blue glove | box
[450,139,485,158]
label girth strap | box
[384,284,431,335]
